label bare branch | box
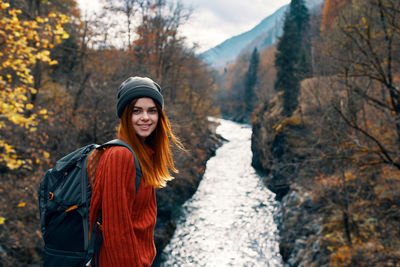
[334,105,400,169]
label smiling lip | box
[138,124,151,129]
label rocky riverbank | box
[251,77,400,266]
[251,96,331,266]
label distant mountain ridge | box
[199,0,324,69]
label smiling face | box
[131,97,159,141]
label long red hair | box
[118,98,184,188]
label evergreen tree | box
[274,0,310,117]
[244,47,260,121]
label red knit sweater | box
[89,146,157,267]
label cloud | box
[77,0,290,52]
[180,0,290,52]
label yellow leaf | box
[0,217,5,224]
[4,144,15,153]
[43,151,50,158]
[1,2,10,9]
[26,103,34,110]
[6,161,17,169]
[17,202,26,207]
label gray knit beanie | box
[117,76,164,117]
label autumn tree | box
[254,45,277,103]
[320,0,352,32]
[216,53,250,122]
[103,0,144,49]
[9,0,79,18]
[0,1,71,265]
[250,0,400,265]
[1,0,220,265]
[8,0,80,104]
[305,0,400,264]
[0,0,69,170]
[324,0,400,166]
[133,0,190,85]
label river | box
[158,119,282,266]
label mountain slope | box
[199,5,288,69]
[199,0,324,69]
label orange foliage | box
[312,164,400,265]
[257,45,277,102]
[321,0,352,32]
[330,245,352,266]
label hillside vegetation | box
[249,0,400,265]
[0,0,220,265]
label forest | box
[1,0,399,266]
[222,0,399,265]
[0,0,220,265]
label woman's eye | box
[149,109,157,114]
[133,109,141,114]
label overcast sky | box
[77,0,291,53]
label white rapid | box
[159,119,282,267]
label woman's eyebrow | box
[134,106,157,109]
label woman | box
[88,76,183,266]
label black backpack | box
[38,139,141,267]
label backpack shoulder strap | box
[98,139,141,194]
[87,148,103,189]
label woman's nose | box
[141,112,149,120]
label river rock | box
[278,188,325,266]
[251,97,330,266]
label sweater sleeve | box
[97,146,142,266]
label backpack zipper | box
[81,155,90,250]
